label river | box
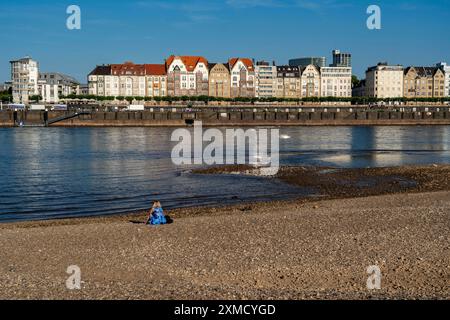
[0,126,449,222]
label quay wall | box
[1,109,450,127]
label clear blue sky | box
[1,0,449,83]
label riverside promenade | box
[1,106,450,127]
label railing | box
[46,112,91,126]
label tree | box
[30,95,42,102]
[352,75,360,88]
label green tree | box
[352,75,360,87]
[30,95,42,102]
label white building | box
[10,57,39,104]
[300,64,321,98]
[320,67,352,97]
[365,63,404,98]
[88,65,112,96]
[436,62,450,97]
[255,61,277,98]
[38,73,80,103]
[229,58,255,97]
[166,56,209,96]
[111,62,147,97]
[88,63,167,97]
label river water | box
[0,126,449,222]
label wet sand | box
[0,165,449,300]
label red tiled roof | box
[111,62,146,76]
[228,58,254,72]
[145,64,166,76]
[166,55,209,72]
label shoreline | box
[2,164,450,228]
[0,190,448,299]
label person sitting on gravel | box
[146,201,171,225]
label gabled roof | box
[145,64,166,76]
[300,64,320,74]
[166,55,209,72]
[228,58,254,72]
[208,62,230,72]
[89,65,112,76]
[405,66,441,78]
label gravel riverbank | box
[0,189,448,299]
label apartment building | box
[145,64,167,97]
[88,63,167,97]
[436,62,450,97]
[404,67,445,98]
[111,62,146,97]
[166,56,209,96]
[229,58,255,98]
[300,64,321,97]
[10,56,39,103]
[255,61,277,98]
[88,65,113,96]
[208,63,231,98]
[276,66,301,99]
[320,67,352,97]
[365,63,404,98]
[38,73,80,103]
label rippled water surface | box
[0,126,449,222]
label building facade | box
[276,66,301,99]
[88,65,113,96]
[404,67,445,99]
[10,57,39,103]
[300,64,321,97]
[111,62,146,97]
[145,64,167,97]
[166,56,209,97]
[80,84,89,95]
[208,63,231,98]
[365,63,404,98]
[229,58,255,98]
[88,63,167,97]
[289,57,326,68]
[331,50,352,67]
[436,62,450,97]
[352,80,366,97]
[320,67,352,97]
[38,73,80,103]
[255,61,277,98]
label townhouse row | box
[353,62,450,99]
[87,55,353,99]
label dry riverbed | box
[0,165,449,300]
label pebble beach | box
[0,165,449,300]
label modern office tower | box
[331,49,352,67]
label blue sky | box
[0,0,449,83]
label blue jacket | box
[150,207,167,225]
